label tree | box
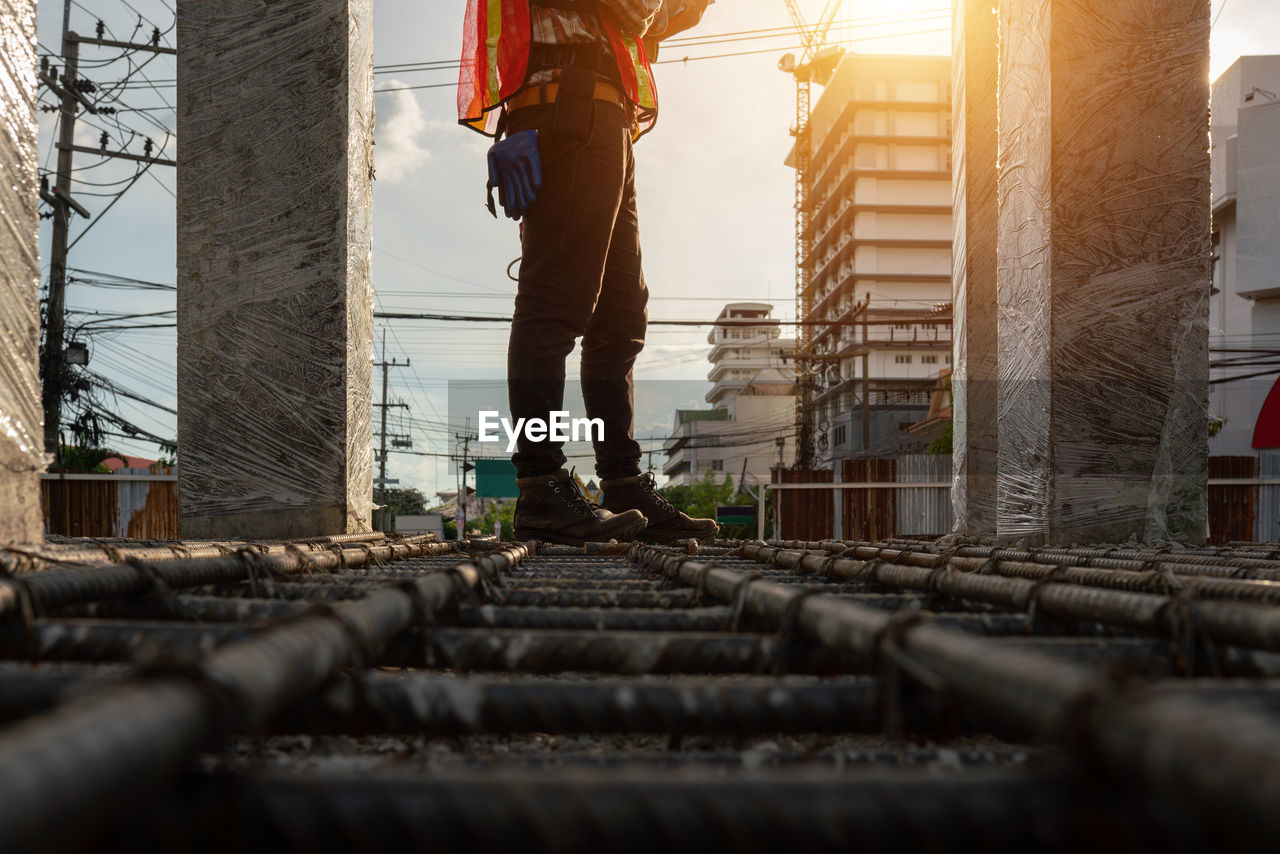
[55,445,127,474]
[477,499,517,540]
[925,419,952,455]
[380,487,429,516]
[658,470,764,538]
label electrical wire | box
[372,10,951,75]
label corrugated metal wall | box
[41,475,180,539]
[1256,452,1280,544]
[895,454,953,537]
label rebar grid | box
[635,541,1280,839]
[0,535,1277,850]
[735,541,1280,651]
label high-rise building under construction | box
[790,53,952,463]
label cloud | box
[375,81,433,182]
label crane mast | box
[781,0,842,471]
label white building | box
[1208,56,1280,458]
[663,303,795,488]
[791,53,954,461]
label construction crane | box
[780,0,843,470]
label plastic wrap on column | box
[996,0,1211,544]
[950,0,999,536]
[0,0,45,542]
[176,0,375,538]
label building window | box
[894,355,912,364]
[709,459,724,471]
[921,355,938,364]
[945,355,952,364]
[893,323,910,330]
[1211,229,1222,295]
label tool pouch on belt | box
[551,65,596,144]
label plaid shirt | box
[530,1,665,45]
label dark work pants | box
[505,100,647,480]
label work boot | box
[600,472,719,544]
[513,469,648,545]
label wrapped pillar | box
[177,0,375,538]
[996,0,1211,543]
[950,0,1000,536]
[0,0,45,543]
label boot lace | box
[548,469,598,515]
[639,472,677,514]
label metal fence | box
[41,472,179,539]
[893,454,953,536]
[765,455,1280,544]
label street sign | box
[716,504,757,525]
[475,459,518,498]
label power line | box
[372,10,950,75]
[87,369,177,415]
[39,5,176,455]
[67,267,175,290]
[371,16,951,93]
[374,311,950,328]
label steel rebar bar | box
[283,673,884,735]
[0,539,463,617]
[96,769,1227,853]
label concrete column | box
[950,0,1000,536]
[177,0,374,538]
[996,0,1211,543]
[0,0,45,543]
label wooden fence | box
[772,468,833,542]
[841,458,898,542]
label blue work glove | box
[486,129,542,220]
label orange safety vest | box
[458,0,659,138]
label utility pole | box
[860,309,871,456]
[373,330,410,509]
[774,436,786,538]
[41,17,83,454]
[454,431,476,535]
[39,9,177,455]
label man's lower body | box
[505,96,717,544]
[507,98,646,482]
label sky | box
[33,0,1280,499]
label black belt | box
[531,0,592,11]
[528,42,615,75]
